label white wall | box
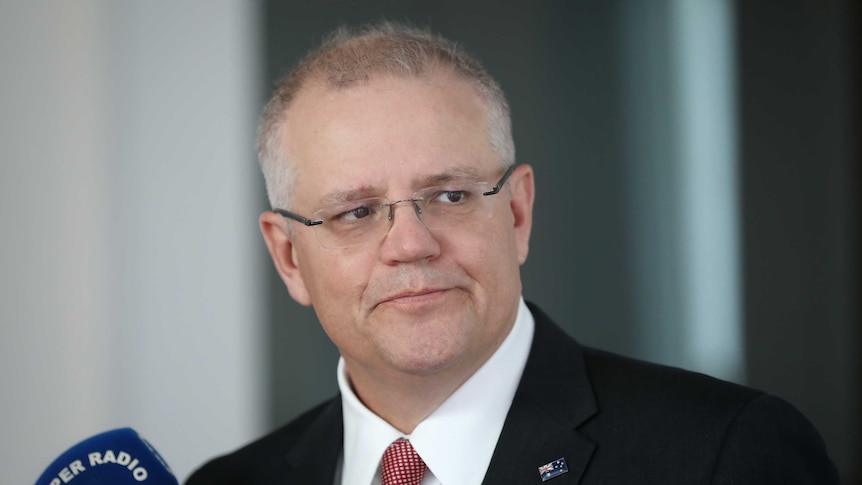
[0,1,265,482]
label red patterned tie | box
[381,438,427,485]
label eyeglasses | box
[274,164,516,249]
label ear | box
[259,211,312,306]
[508,164,535,265]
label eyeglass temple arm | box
[482,164,516,196]
[273,208,323,226]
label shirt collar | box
[338,297,535,485]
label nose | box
[379,199,441,263]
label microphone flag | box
[35,427,179,484]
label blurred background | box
[1,1,858,483]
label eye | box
[338,205,373,222]
[433,190,468,204]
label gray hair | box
[257,21,515,209]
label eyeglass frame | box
[272,164,517,230]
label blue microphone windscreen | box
[35,428,179,485]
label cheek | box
[450,223,518,286]
[302,248,373,307]
[301,252,374,346]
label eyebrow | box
[317,186,381,208]
[316,166,487,208]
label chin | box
[384,336,472,378]
[393,356,459,377]
[370,298,482,375]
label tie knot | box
[381,438,427,485]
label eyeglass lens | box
[313,181,495,248]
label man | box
[188,22,837,484]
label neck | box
[342,300,522,433]
[343,357,486,434]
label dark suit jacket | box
[187,303,838,484]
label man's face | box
[260,71,534,387]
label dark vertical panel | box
[736,1,858,480]
[515,2,636,356]
[851,2,862,482]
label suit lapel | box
[282,397,344,484]
[482,304,598,484]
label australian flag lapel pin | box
[538,457,569,481]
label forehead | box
[280,72,498,205]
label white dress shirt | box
[335,297,535,485]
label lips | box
[367,267,464,310]
[377,288,451,307]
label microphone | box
[35,428,179,484]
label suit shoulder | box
[578,348,838,482]
[524,304,837,481]
[185,397,340,485]
[711,392,839,483]
[582,346,760,410]
[578,346,770,452]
